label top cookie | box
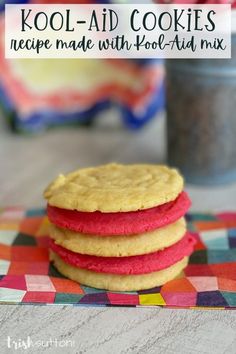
[44,163,184,212]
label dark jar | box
[166,35,236,185]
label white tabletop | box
[1,112,236,354]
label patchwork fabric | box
[1,207,236,308]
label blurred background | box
[1,0,236,211]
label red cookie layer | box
[50,232,196,275]
[47,191,191,236]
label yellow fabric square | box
[36,217,50,237]
[0,223,19,231]
[139,293,166,306]
[190,306,225,311]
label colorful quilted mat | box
[1,207,236,308]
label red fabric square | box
[0,275,26,290]
[36,236,50,248]
[11,246,48,262]
[218,278,236,292]
[8,261,49,275]
[185,264,214,277]
[210,263,236,280]
[191,232,206,251]
[8,262,29,275]
[195,221,226,232]
[27,262,49,275]
[20,217,43,236]
[51,277,84,294]
[161,278,196,293]
[162,292,197,307]
[107,292,139,305]
[23,291,55,303]
[0,244,11,260]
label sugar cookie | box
[44,163,184,212]
[50,252,188,291]
[49,218,186,257]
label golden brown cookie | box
[49,218,186,257]
[44,163,184,212]
[50,251,188,291]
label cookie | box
[47,191,190,236]
[44,163,184,212]
[49,218,186,257]
[49,232,195,275]
[50,252,188,291]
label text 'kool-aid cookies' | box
[44,163,195,291]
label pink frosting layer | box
[47,191,191,236]
[50,232,196,275]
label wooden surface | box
[1,112,236,354]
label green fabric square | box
[55,293,84,304]
[191,214,217,221]
[208,250,236,264]
[221,292,236,307]
[190,250,208,264]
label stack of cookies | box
[44,163,195,291]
